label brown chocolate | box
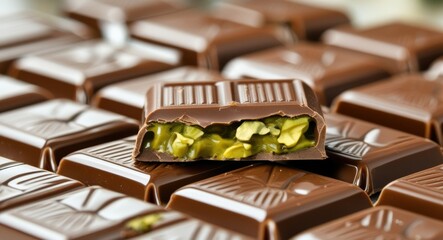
[292,206,443,239]
[167,164,372,239]
[9,40,180,103]
[58,136,246,205]
[215,0,349,41]
[323,23,443,72]
[223,42,391,106]
[0,157,82,210]
[0,76,51,113]
[332,73,443,146]
[93,66,223,120]
[133,79,326,162]
[0,99,138,171]
[130,9,283,70]
[377,164,443,221]
[0,11,93,73]
[287,112,443,195]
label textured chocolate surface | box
[0,186,163,240]
[216,0,349,41]
[223,43,391,105]
[134,79,326,161]
[93,66,222,120]
[292,206,443,240]
[323,23,443,72]
[9,40,180,103]
[167,164,372,239]
[288,112,443,195]
[0,157,82,210]
[0,99,138,171]
[0,11,92,73]
[0,76,51,113]
[130,9,283,70]
[58,136,246,205]
[332,74,443,146]
[377,164,443,221]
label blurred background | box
[2,0,443,29]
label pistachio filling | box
[143,116,316,160]
[125,214,162,234]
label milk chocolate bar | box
[0,99,138,171]
[0,157,82,210]
[292,206,443,239]
[216,0,349,41]
[0,11,93,73]
[377,164,443,221]
[58,136,246,205]
[167,164,372,239]
[323,23,443,72]
[93,67,222,120]
[332,73,443,146]
[9,40,180,103]
[0,76,51,113]
[223,42,391,106]
[288,112,443,195]
[130,10,283,70]
[133,79,326,162]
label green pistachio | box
[126,214,162,233]
[171,133,194,157]
[236,121,270,141]
[277,117,310,148]
[183,125,204,140]
[223,142,253,159]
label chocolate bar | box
[216,0,349,41]
[64,0,186,37]
[0,76,51,113]
[0,157,82,210]
[0,99,138,171]
[377,164,443,221]
[0,11,93,73]
[9,40,180,103]
[167,164,372,239]
[223,42,391,106]
[292,206,443,239]
[133,79,326,162]
[323,23,443,72]
[130,9,283,70]
[58,136,246,205]
[332,73,443,146]
[93,66,222,120]
[287,112,443,195]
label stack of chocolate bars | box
[1,0,443,239]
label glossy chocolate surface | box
[0,157,82,210]
[9,40,180,103]
[0,76,51,113]
[58,136,246,205]
[323,23,443,72]
[223,43,391,105]
[0,12,92,73]
[292,206,443,239]
[130,9,283,70]
[216,0,349,41]
[377,164,443,221]
[0,186,163,240]
[332,73,443,146]
[133,79,326,161]
[288,112,443,195]
[167,164,372,239]
[0,99,138,171]
[93,66,222,120]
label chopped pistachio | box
[267,123,281,136]
[171,133,194,157]
[126,214,162,233]
[223,142,253,158]
[236,121,270,141]
[183,125,204,140]
[277,117,310,148]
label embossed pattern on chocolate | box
[9,40,180,103]
[292,206,443,240]
[167,164,372,239]
[0,157,82,210]
[224,43,390,105]
[0,99,138,171]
